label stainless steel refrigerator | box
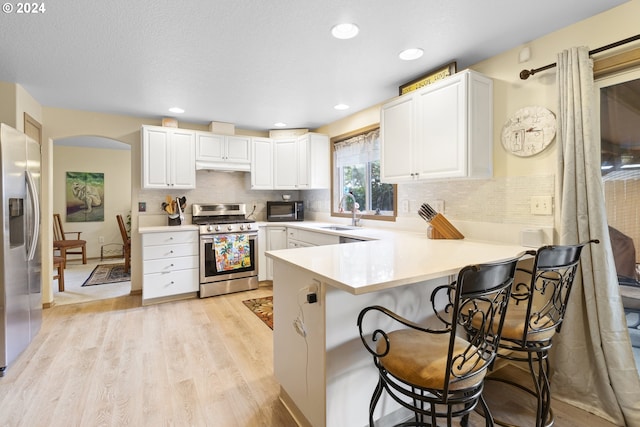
[0,123,41,376]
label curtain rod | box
[519,34,640,80]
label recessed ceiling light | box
[273,122,287,127]
[331,23,359,40]
[334,104,350,110]
[168,107,184,114]
[399,48,424,61]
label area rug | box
[82,263,130,286]
[242,296,273,329]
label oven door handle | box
[200,233,257,240]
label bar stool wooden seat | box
[53,255,65,291]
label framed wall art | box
[66,171,104,222]
[399,61,457,95]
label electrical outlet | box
[433,200,444,213]
[531,196,553,215]
[401,200,409,213]
[99,236,104,243]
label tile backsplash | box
[304,175,555,227]
[138,170,300,222]
[138,171,554,229]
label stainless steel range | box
[192,203,258,298]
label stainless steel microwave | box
[266,201,304,221]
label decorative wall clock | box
[501,106,557,157]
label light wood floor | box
[0,284,620,427]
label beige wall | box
[0,82,17,128]
[0,82,42,131]
[15,84,42,131]
[314,0,640,243]
[53,145,132,258]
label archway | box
[51,135,132,305]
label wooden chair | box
[53,213,87,264]
[53,256,65,291]
[116,214,131,274]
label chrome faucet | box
[339,192,360,227]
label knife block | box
[427,213,464,239]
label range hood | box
[195,160,250,172]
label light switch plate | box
[531,196,553,215]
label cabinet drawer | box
[143,231,198,246]
[144,255,198,274]
[143,242,198,260]
[287,228,339,246]
[143,268,199,300]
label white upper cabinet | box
[251,137,274,190]
[380,69,493,182]
[297,133,330,189]
[251,133,330,190]
[195,132,251,171]
[273,138,298,189]
[142,125,196,189]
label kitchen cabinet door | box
[196,132,225,162]
[170,129,197,188]
[225,135,251,164]
[265,226,288,280]
[142,125,196,189]
[380,95,415,182]
[380,69,493,182]
[297,133,330,189]
[273,138,298,189]
[143,126,171,188]
[251,137,274,189]
[196,132,251,171]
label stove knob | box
[246,224,252,230]
[215,225,221,232]
[239,224,245,231]
[207,225,213,232]
[227,225,233,231]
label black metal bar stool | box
[483,240,599,427]
[357,256,522,426]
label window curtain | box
[553,46,640,426]
[334,129,380,167]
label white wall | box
[53,144,131,258]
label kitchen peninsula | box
[266,232,527,427]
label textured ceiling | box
[0,0,629,132]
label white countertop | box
[265,225,528,295]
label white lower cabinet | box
[142,229,199,304]
[264,226,288,281]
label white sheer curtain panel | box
[553,46,640,426]
[333,129,379,168]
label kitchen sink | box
[320,225,356,231]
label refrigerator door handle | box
[25,170,40,262]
